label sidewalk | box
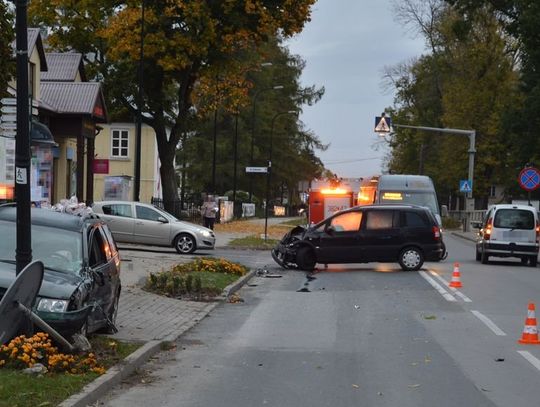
[59,217,290,406]
[448,228,477,242]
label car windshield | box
[0,220,83,274]
[380,191,439,215]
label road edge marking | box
[419,270,456,302]
[428,270,472,302]
[471,310,507,336]
[517,350,540,371]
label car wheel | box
[475,247,481,261]
[530,256,538,267]
[398,247,424,271]
[481,247,489,264]
[521,257,529,265]
[296,247,316,271]
[174,233,196,254]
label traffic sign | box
[246,166,268,173]
[1,106,16,114]
[0,114,16,122]
[0,98,16,106]
[374,115,392,133]
[518,167,540,191]
[0,122,17,130]
[459,180,472,193]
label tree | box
[29,0,317,212]
[0,1,14,98]
[385,1,522,207]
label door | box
[133,204,171,245]
[361,210,401,261]
[98,203,135,243]
[316,210,363,263]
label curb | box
[59,269,256,407]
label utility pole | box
[134,0,145,202]
[15,0,31,274]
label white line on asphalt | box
[517,351,540,371]
[419,271,456,302]
[471,310,507,336]
[428,270,472,302]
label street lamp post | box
[248,85,284,202]
[134,0,145,202]
[264,111,297,240]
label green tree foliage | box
[385,1,522,206]
[29,0,317,212]
[0,2,14,98]
[181,37,325,207]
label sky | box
[287,0,426,179]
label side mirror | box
[441,205,449,217]
[470,221,482,229]
[91,268,106,286]
[326,225,336,235]
[157,216,168,223]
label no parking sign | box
[518,167,540,191]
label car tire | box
[296,247,316,271]
[530,256,538,267]
[521,257,529,265]
[398,247,424,271]
[475,247,481,261]
[174,233,196,254]
[481,247,489,264]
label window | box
[404,211,428,228]
[102,204,132,218]
[136,205,163,222]
[329,211,362,232]
[111,129,129,158]
[365,210,394,230]
[89,228,107,267]
[494,209,534,229]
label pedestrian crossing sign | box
[459,180,472,193]
[374,115,392,133]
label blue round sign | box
[518,167,540,191]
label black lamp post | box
[15,0,31,274]
[134,0,145,202]
[248,85,284,202]
[264,110,297,240]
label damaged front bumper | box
[271,225,307,269]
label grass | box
[0,336,141,407]
[279,217,308,227]
[227,235,280,249]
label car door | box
[316,210,363,263]
[361,209,401,261]
[401,210,433,246]
[132,204,171,245]
[86,225,117,329]
[97,203,135,243]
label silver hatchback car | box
[92,201,215,254]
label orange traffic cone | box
[518,303,540,345]
[449,262,463,288]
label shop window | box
[111,129,129,158]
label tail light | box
[484,217,493,240]
[536,220,540,242]
[433,225,441,241]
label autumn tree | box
[0,1,14,98]
[29,0,316,212]
[385,1,522,207]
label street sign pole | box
[15,0,32,275]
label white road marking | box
[471,310,507,336]
[517,351,540,371]
[428,270,472,302]
[419,271,456,302]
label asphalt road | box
[99,234,540,407]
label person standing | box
[201,195,218,230]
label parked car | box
[0,206,121,338]
[91,201,215,254]
[272,204,446,271]
[471,204,539,266]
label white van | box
[472,204,539,266]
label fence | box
[448,210,485,231]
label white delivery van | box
[472,204,540,266]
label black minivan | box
[272,204,446,271]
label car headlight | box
[199,229,212,238]
[37,298,69,313]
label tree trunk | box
[154,124,179,215]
